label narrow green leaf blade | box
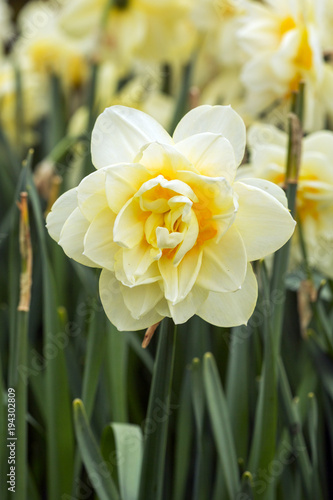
[73,399,120,500]
[138,318,176,500]
[203,352,240,499]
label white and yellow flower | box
[243,123,333,278]
[238,0,333,131]
[16,1,91,89]
[59,0,196,68]
[46,105,295,331]
[0,57,46,146]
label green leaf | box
[248,263,278,498]
[138,318,177,500]
[73,399,120,500]
[106,321,129,422]
[226,325,251,460]
[172,367,193,500]
[278,359,313,499]
[102,423,143,500]
[203,352,240,499]
[26,167,74,500]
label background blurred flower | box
[0,56,46,146]
[59,0,196,71]
[16,0,92,89]
[242,123,333,278]
[47,105,295,330]
[238,0,333,131]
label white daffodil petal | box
[59,207,97,267]
[239,178,288,208]
[156,227,183,249]
[177,246,203,301]
[83,208,119,270]
[158,257,178,303]
[135,174,198,203]
[173,211,199,265]
[77,169,108,221]
[173,105,246,165]
[135,141,193,175]
[105,163,153,214]
[46,188,78,242]
[197,263,258,327]
[113,198,145,248]
[247,123,288,149]
[234,181,296,261]
[197,225,247,293]
[121,242,158,283]
[121,281,163,319]
[168,285,208,324]
[99,269,164,331]
[91,105,173,168]
[303,131,333,159]
[175,132,237,182]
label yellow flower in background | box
[46,105,295,331]
[59,0,196,69]
[16,1,91,89]
[0,57,47,146]
[242,123,333,278]
[238,0,333,131]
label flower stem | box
[138,317,177,500]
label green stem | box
[138,318,177,500]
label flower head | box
[47,105,295,330]
[243,123,333,278]
[238,0,333,131]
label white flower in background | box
[0,57,47,145]
[46,105,295,331]
[238,0,333,131]
[58,0,196,69]
[16,1,91,89]
[243,123,333,278]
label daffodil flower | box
[241,122,333,278]
[47,105,295,330]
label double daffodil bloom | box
[47,105,295,331]
[238,0,333,131]
[242,123,333,278]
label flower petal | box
[113,198,145,248]
[239,178,288,208]
[247,123,288,149]
[135,141,193,175]
[175,132,237,182]
[46,188,78,242]
[77,168,108,221]
[197,225,247,293]
[233,181,296,261]
[115,241,160,286]
[197,263,258,327]
[167,285,208,324]
[83,208,119,270]
[158,245,203,304]
[105,163,153,214]
[121,281,163,319]
[99,269,164,331]
[59,207,97,267]
[173,105,246,165]
[91,105,173,169]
